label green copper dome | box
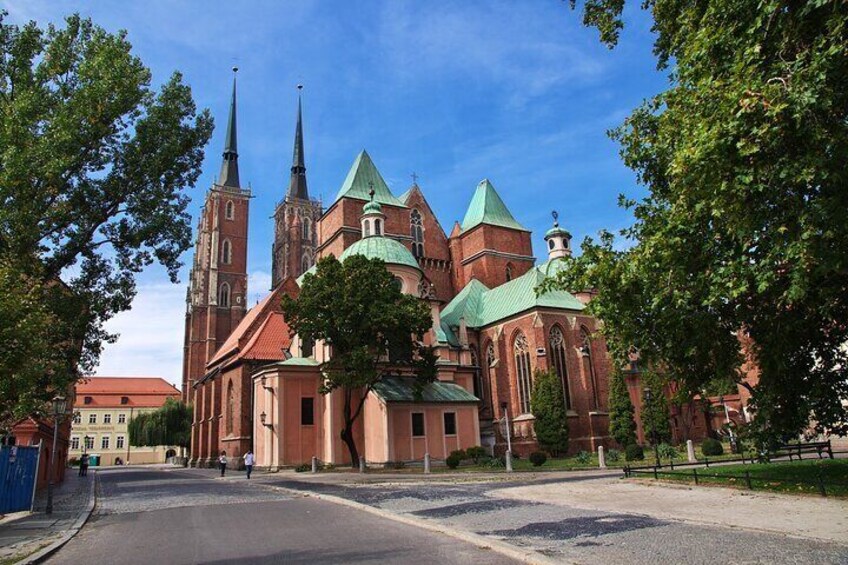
[545,225,571,239]
[339,236,420,271]
[363,200,383,214]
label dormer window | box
[120,396,129,405]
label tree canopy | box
[281,254,437,466]
[550,1,848,443]
[0,13,212,427]
[128,398,191,448]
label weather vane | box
[552,210,559,226]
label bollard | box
[311,456,318,474]
[424,453,431,474]
[686,439,696,463]
[505,450,513,473]
[359,455,366,473]
[598,446,606,468]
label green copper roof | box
[339,236,420,271]
[363,200,383,214]
[545,225,571,239]
[372,376,479,403]
[334,150,405,207]
[440,261,584,329]
[436,322,460,347]
[460,179,527,232]
[280,357,321,366]
[439,278,489,329]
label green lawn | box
[637,458,848,498]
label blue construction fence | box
[0,444,41,513]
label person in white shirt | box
[218,451,228,477]
[243,450,255,479]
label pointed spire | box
[286,85,309,200]
[460,179,527,232]
[218,67,241,188]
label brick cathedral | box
[182,73,710,468]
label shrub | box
[445,453,461,469]
[625,444,645,461]
[466,446,486,464]
[609,370,638,448]
[701,438,724,456]
[606,449,621,462]
[486,456,505,468]
[449,449,467,461]
[575,450,592,465]
[294,463,311,472]
[322,463,336,471]
[657,443,678,460]
[387,460,405,470]
[68,457,80,467]
[531,368,569,455]
[529,451,547,466]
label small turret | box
[360,185,385,238]
[544,210,572,260]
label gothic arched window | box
[549,326,572,409]
[219,283,230,307]
[470,346,484,401]
[506,263,514,282]
[302,218,311,241]
[581,326,599,409]
[222,239,232,264]
[226,380,234,434]
[225,200,234,220]
[302,253,311,275]
[514,331,532,414]
[411,209,424,258]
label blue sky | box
[2,1,666,387]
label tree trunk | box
[341,389,359,468]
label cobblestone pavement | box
[254,473,848,564]
[0,471,94,563]
[47,467,516,564]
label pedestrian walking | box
[243,450,255,479]
[79,453,89,477]
[218,451,228,477]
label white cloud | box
[94,282,186,388]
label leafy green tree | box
[128,398,191,449]
[530,368,569,456]
[640,372,671,445]
[0,12,213,424]
[608,369,637,448]
[548,1,848,442]
[281,254,437,467]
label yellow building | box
[70,377,181,466]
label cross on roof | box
[411,172,419,185]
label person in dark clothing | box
[79,453,89,477]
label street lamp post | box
[500,402,513,472]
[643,388,661,467]
[46,395,68,515]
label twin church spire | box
[216,70,310,203]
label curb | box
[21,471,98,565]
[262,483,558,565]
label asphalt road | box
[46,468,515,565]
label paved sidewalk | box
[0,471,96,564]
[493,475,848,543]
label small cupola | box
[361,184,385,238]
[544,210,572,259]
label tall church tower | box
[181,69,251,399]
[271,87,322,288]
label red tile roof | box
[208,291,277,366]
[239,312,291,361]
[74,377,180,408]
